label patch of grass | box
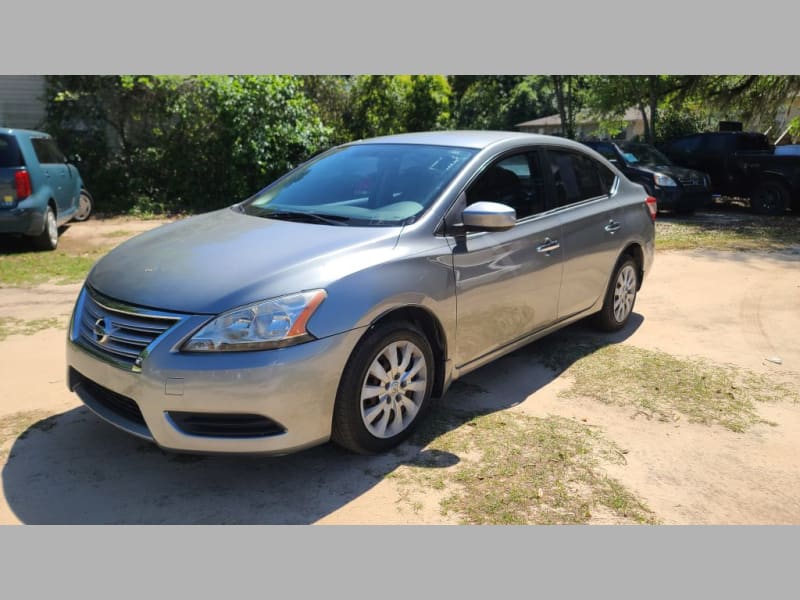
[0,410,54,461]
[0,247,107,286]
[106,230,134,238]
[394,410,656,525]
[656,215,800,251]
[541,343,795,432]
[0,317,65,340]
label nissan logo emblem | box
[93,317,114,345]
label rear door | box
[544,147,622,319]
[31,137,74,214]
[451,149,563,368]
[0,134,25,209]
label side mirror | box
[461,201,516,232]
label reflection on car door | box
[544,148,623,319]
[451,150,563,368]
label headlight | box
[182,289,327,352]
[653,173,677,187]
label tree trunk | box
[552,75,569,137]
[638,100,650,143]
[648,76,659,143]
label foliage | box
[41,75,800,216]
[450,76,553,131]
[44,76,331,214]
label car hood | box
[88,208,403,314]
[629,163,707,182]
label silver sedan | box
[67,131,655,455]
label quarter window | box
[31,138,65,164]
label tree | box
[405,75,452,132]
[44,75,331,213]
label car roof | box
[350,130,584,150]
[0,127,50,137]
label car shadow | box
[2,314,642,524]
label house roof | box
[516,106,649,128]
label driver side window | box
[466,151,547,220]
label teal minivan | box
[0,127,93,250]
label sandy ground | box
[0,217,798,524]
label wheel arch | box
[361,305,449,398]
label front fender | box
[307,241,457,346]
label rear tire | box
[593,256,639,332]
[751,180,789,215]
[332,321,434,454]
[31,206,58,251]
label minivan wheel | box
[332,322,434,454]
[72,190,93,222]
[593,257,639,331]
[32,207,58,251]
[751,180,789,215]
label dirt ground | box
[1,216,798,524]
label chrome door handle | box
[604,220,622,233]
[536,238,560,254]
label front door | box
[451,150,563,368]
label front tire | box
[332,321,434,454]
[32,206,58,251]
[72,190,93,222]
[593,257,639,332]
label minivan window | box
[31,138,65,164]
[243,143,477,226]
[0,134,24,168]
[548,149,605,206]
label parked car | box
[583,140,711,214]
[0,128,93,250]
[660,131,800,214]
[66,131,655,455]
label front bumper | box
[66,290,365,455]
[652,186,712,211]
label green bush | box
[43,76,332,215]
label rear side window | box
[735,134,770,152]
[31,138,66,164]
[547,149,606,207]
[597,162,616,193]
[668,135,702,154]
[0,134,24,168]
[700,134,731,154]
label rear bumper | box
[0,206,44,235]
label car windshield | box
[241,143,478,226]
[618,143,672,167]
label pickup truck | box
[0,127,93,250]
[660,131,800,215]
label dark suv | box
[583,140,711,213]
[660,131,800,214]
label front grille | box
[75,287,181,370]
[167,412,286,438]
[69,368,147,428]
[678,174,705,187]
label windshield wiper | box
[259,209,350,226]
